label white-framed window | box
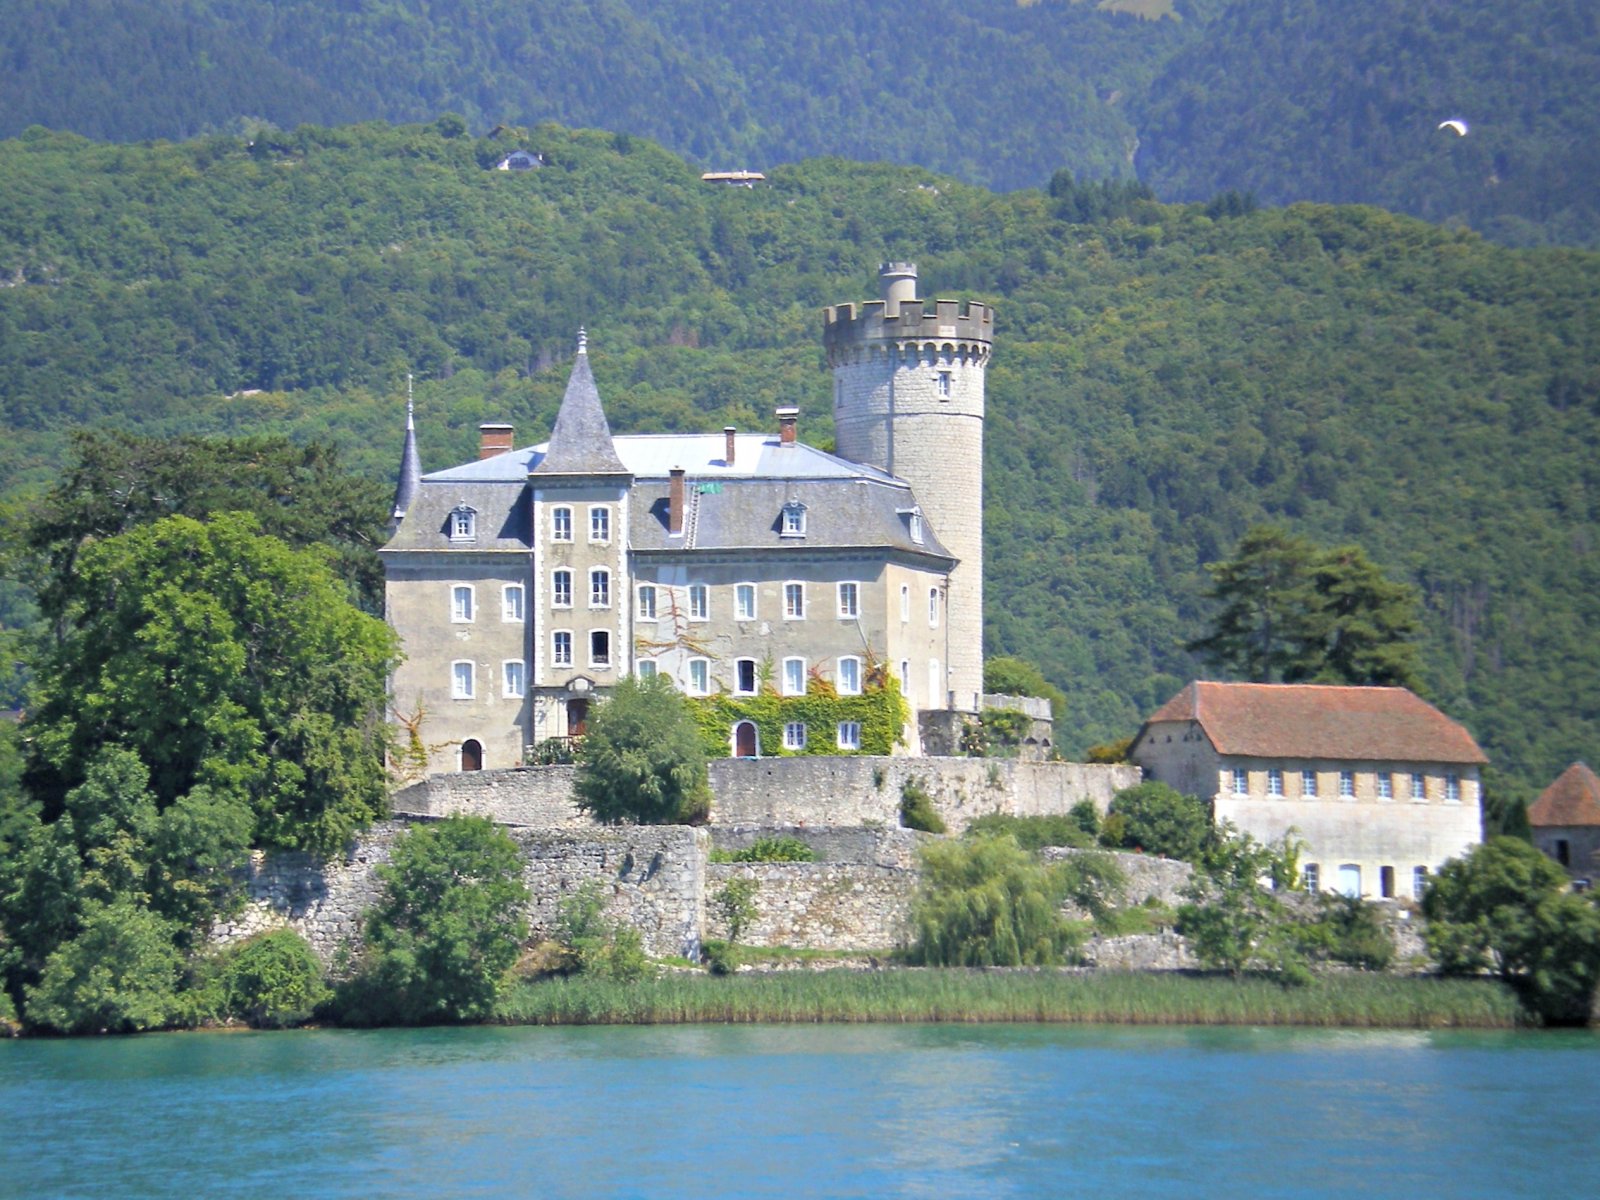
[928,587,940,628]
[1411,772,1427,801]
[450,506,477,541]
[734,658,758,696]
[900,584,910,621]
[784,582,805,620]
[551,506,573,542]
[589,631,611,668]
[837,581,859,619]
[1339,770,1356,798]
[589,569,610,608]
[551,570,573,609]
[1412,866,1429,899]
[1376,772,1394,800]
[589,505,610,543]
[637,659,658,680]
[910,511,924,545]
[451,660,474,699]
[899,659,910,691]
[1231,767,1249,796]
[936,370,952,399]
[782,657,806,697]
[783,721,807,751]
[451,585,475,623]
[781,503,807,537]
[735,583,756,621]
[1445,773,1461,802]
[503,660,526,698]
[838,656,862,696]
[687,657,710,696]
[1303,863,1320,892]
[501,584,525,623]
[1267,768,1284,797]
[837,721,861,751]
[551,631,572,667]
[637,584,657,620]
[1302,769,1318,797]
[688,584,709,621]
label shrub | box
[709,836,817,863]
[965,813,1094,851]
[701,939,740,976]
[908,835,1085,967]
[713,877,760,943]
[1107,782,1211,861]
[899,778,946,834]
[575,674,710,824]
[25,900,183,1034]
[218,929,328,1028]
[1297,895,1395,972]
[555,880,653,983]
[1176,824,1305,981]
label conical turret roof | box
[390,382,422,526]
[533,331,628,476]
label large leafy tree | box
[22,512,396,853]
[1189,526,1424,690]
[574,674,711,825]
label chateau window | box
[451,660,474,699]
[451,585,475,623]
[781,503,807,538]
[687,658,710,696]
[928,587,940,628]
[589,569,610,608]
[1411,772,1427,801]
[1301,769,1318,798]
[503,661,526,698]
[735,583,756,621]
[837,721,862,751]
[552,570,573,609]
[1412,866,1429,898]
[782,657,806,697]
[784,582,805,620]
[734,658,758,696]
[636,659,658,681]
[910,511,924,545]
[1267,768,1284,797]
[1445,773,1461,802]
[1376,772,1393,800]
[838,582,860,619]
[688,584,709,621]
[637,584,657,621]
[1303,863,1320,892]
[1339,770,1356,798]
[449,506,477,541]
[1380,866,1396,899]
[838,656,862,696]
[783,722,807,751]
[551,507,573,542]
[589,631,611,668]
[900,584,910,621]
[551,631,572,667]
[589,506,611,543]
[936,370,952,400]
[502,585,525,623]
[899,660,910,691]
[1231,768,1249,796]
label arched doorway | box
[461,739,483,772]
[567,699,589,737]
[733,721,759,758]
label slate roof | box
[381,481,532,553]
[390,402,423,524]
[1142,681,1488,765]
[1528,763,1600,828]
[532,347,627,476]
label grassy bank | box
[492,969,1527,1029]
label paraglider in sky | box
[1438,118,1470,136]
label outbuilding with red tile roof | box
[1528,763,1600,878]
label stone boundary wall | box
[392,767,588,827]
[706,861,914,950]
[1043,847,1194,908]
[710,825,930,869]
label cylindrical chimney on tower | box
[880,262,918,313]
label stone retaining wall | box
[391,767,588,827]
[1043,847,1194,908]
[710,825,930,869]
[705,861,914,950]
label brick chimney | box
[776,407,798,446]
[478,423,514,459]
[669,467,685,536]
[724,426,737,466]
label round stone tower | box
[824,263,993,711]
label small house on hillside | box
[495,150,546,171]
[1529,762,1600,880]
[1131,681,1486,901]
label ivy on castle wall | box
[691,672,907,758]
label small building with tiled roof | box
[1529,763,1600,878]
[1131,681,1486,901]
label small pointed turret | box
[534,329,628,475]
[390,374,423,530]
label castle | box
[382,265,997,774]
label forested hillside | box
[4,1,1597,247]
[1,121,1596,801]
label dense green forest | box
[0,120,1596,803]
[2,1,1597,247]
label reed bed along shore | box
[493,969,1526,1029]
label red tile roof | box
[1143,681,1488,764]
[1528,763,1600,827]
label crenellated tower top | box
[823,263,994,369]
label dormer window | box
[781,501,807,538]
[449,505,477,542]
[900,506,925,545]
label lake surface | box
[4,1023,1599,1198]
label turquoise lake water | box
[5,1023,1599,1198]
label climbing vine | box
[691,670,907,758]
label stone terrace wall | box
[391,766,589,827]
[215,819,708,963]
[706,861,914,950]
[710,825,930,869]
[1043,847,1194,908]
